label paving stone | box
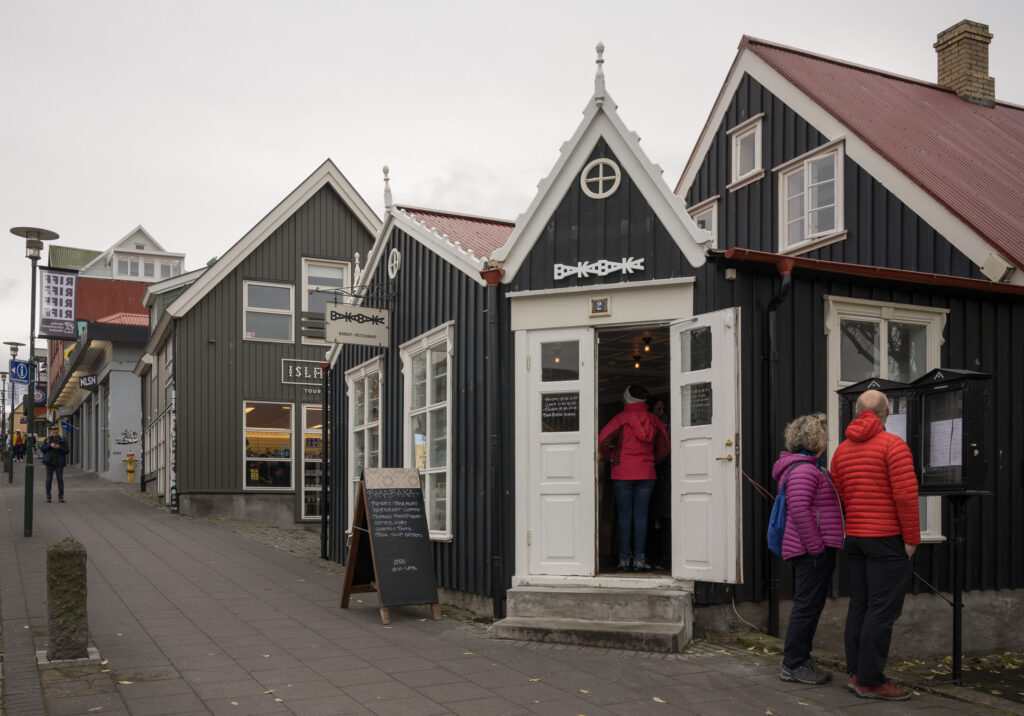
[363,694,450,716]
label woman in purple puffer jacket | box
[773,413,844,686]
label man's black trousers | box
[843,535,911,687]
[783,547,836,669]
[45,464,64,499]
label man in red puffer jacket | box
[830,390,920,701]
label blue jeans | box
[613,479,656,560]
[45,464,65,498]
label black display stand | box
[340,468,441,625]
[947,494,971,685]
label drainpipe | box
[481,265,505,619]
[766,259,793,637]
[320,362,330,560]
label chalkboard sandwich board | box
[340,468,441,624]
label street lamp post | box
[5,341,24,484]
[11,227,58,538]
[1,371,7,478]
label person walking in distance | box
[40,424,69,503]
[830,390,919,701]
[774,413,844,685]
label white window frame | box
[726,114,764,191]
[243,280,294,343]
[776,139,846,255]
[300,403,325,520]
[143,258,155,277]
[346,356,384,531]
[824,295,949,542]
[687,195,719,247]
[160,262,171,279]
[242,400,294,491]
[129,255,140,276]
[117,255,129,276]
[302,258,351,345]
[400,321,454,541]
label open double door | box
[519,307,742,584]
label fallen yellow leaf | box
[580,689,590,694]
[231,702,238,706]
[529,678,542,682]
[117,681,134,685]
[798,701,810,706]
[88,709,103,713]
[100,660,108,665]
[653,696,666,703]
[275,698,283,702]
[263,690,274,694]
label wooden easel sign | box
[340,468,441,624]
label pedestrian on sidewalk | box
[774,413,844,686]
[13,429,24,461]
[598,384,670,572]
[830,389,919,701]
[40,424,69,503]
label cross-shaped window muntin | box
[580,158,621,199]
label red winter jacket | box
[598,403,670,480]
[830,410,921,545]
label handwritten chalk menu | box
[340,468,440,624]
[541,392,580,432]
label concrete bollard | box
[46,537,89,661]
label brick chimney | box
[934,20,995,107]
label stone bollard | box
[47,537,89,661]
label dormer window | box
[687,195,719,247]
[726,114,764,190]
[776,139,846,254]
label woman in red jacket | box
[598,385,670,571]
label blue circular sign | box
[10,360,30,383]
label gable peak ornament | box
[595,42,606,104]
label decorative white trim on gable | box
[166,159,383,319]
[491,87,707,280]
[675,48,1024,287]
[359,208,490,291]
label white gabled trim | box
[360,208,489,289]
[491,91,706,279]
[141,267,207,307]
[167,160,383,319]
[676,48,1024,287]
[80,225,170,273]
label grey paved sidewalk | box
[0,465,1008,715]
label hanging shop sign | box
[281,359,324,385]
[324,303,390,347]
[79,375,98,392]
[39,268,78,340]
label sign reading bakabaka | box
[40,268,78,340]
[324,303,389,347]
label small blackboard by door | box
[340,468,441,624]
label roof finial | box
[594,42,606,104]
[383,165,392,210]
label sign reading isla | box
[340,468,440,625]
[324,302,389,347]
[40,268,78,340]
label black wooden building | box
[325,30,1024,651]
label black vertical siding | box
[684,74,984,280]
[327,227,516,599]
[176,185,374,518]
[693,259,1024,604]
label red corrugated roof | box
[398,205,514,259]
[744,37,1024,271]
[96,312,148,326]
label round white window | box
[387,248,402,279]
[580,158,621,199]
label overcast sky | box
[1,0,1022,374]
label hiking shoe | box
[616,557,631,571]
[780,661,830,685]
[845,675,857,692]
[852,678,911,701]
[633,556,653,571]
[46,496,51,503]
[59,496,65,503]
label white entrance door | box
[524,327,596,576]
[670,308,742,583]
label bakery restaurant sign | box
[324,303,390,347]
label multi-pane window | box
[144,259,155,277]
[301,405,324,519]
[244,281,293,342]
[303,259,349,314]
[825,296,949,541]
[347,357,382,529]
[129,256,140,276]
[727,115,763,186]
[243,401,293,489]
[161,263,171,279]
[402,324,453,539]
[688,197,718,246]
[778,142,844,250]
[118,256,129,275]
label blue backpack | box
[767,465,798,556]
